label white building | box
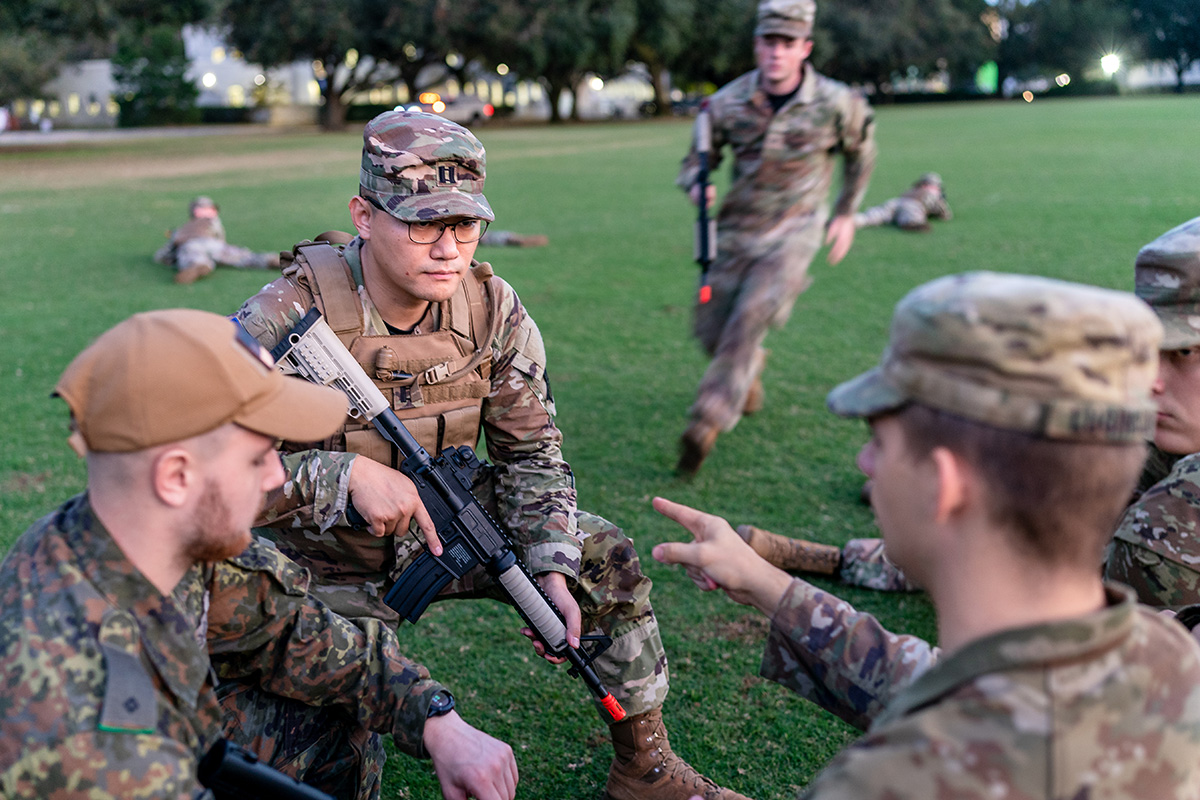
[10,26,651,130]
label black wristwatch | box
[426,690,456,719]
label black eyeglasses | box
[405,218,489,244]
[365,196,489,244]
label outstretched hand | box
[824,214,856,265]
[651,497,793,617]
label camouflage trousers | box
[154,236,276,272]
[218,681,384,800]
[264,500,668,721]
[839,538,920,593]
[853,197,928,230]
[1104,537,1200,608]
[690,216,823,432]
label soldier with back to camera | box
[655,271,1200,798]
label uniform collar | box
[875,583,1138,728]
[66,494,212,708]
[750,62,817,110]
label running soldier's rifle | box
[198,738,334,800]
[693,101,717,305]
[269,308,626,722]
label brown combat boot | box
[676,423,719,476]
[736,524,841,574]
[742,377,764,416]
[604,709,751,800]
[509,233,549,247]
[743,349,767,416]
[174,263,214,284]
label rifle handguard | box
[272,309,626,721]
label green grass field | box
[2,94,1198,798]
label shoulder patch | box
[97,610,157,734]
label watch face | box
[427,691,455,718]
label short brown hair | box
[893,404,1146,567]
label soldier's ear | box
[931,446,969,525]
[151,445,198,509]
[349,196,374,241]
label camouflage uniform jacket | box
[236,236,580,577]
[154,217,225,266]
[762,579,1200,799]
[0,494,446,799]
[676,64,876,231]
[1107,452,1200,607]
[903,183,952,220]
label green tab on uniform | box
[97,639,157,734]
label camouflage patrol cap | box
[755,0,816,38]
[189,196,217,214]
[827,272,1162,443]
[359,109,494,223]
[55,309,346,454]
[1134,216,1200,350]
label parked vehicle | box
[400,92,494,126]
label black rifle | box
[198,738,333,800]
[271,309,626,722]
[693,101,717,304]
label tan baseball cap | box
[359,108,495,223]
[55,309,347,454]
[827,272,1162,443]
[755,0,816,38]
[1134,216,1200,350]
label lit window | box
[67,94,80,114]
[212,47,226,64]
[228,85,245,107]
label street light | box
[1100,54,1121,77]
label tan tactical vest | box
[283,236,501,466]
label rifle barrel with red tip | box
[599,693,626,722]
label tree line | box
[2,0,1196,129]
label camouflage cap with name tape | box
[827,271,1162,442]
[359,108,495,223]
[1135,216,1200,350]
[755,0,816,38]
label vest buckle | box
[422,362,452,384]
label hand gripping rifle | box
[271,308,626,722]
[198,738,334,800]
[693,101,717,305]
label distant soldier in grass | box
[480,230,549,248]
[235,109,749,800]
[740,217,1200,607]
[853,173,951,233]
[654,271,1200,799]
[674,0,876,475]
[154,196,281,284]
